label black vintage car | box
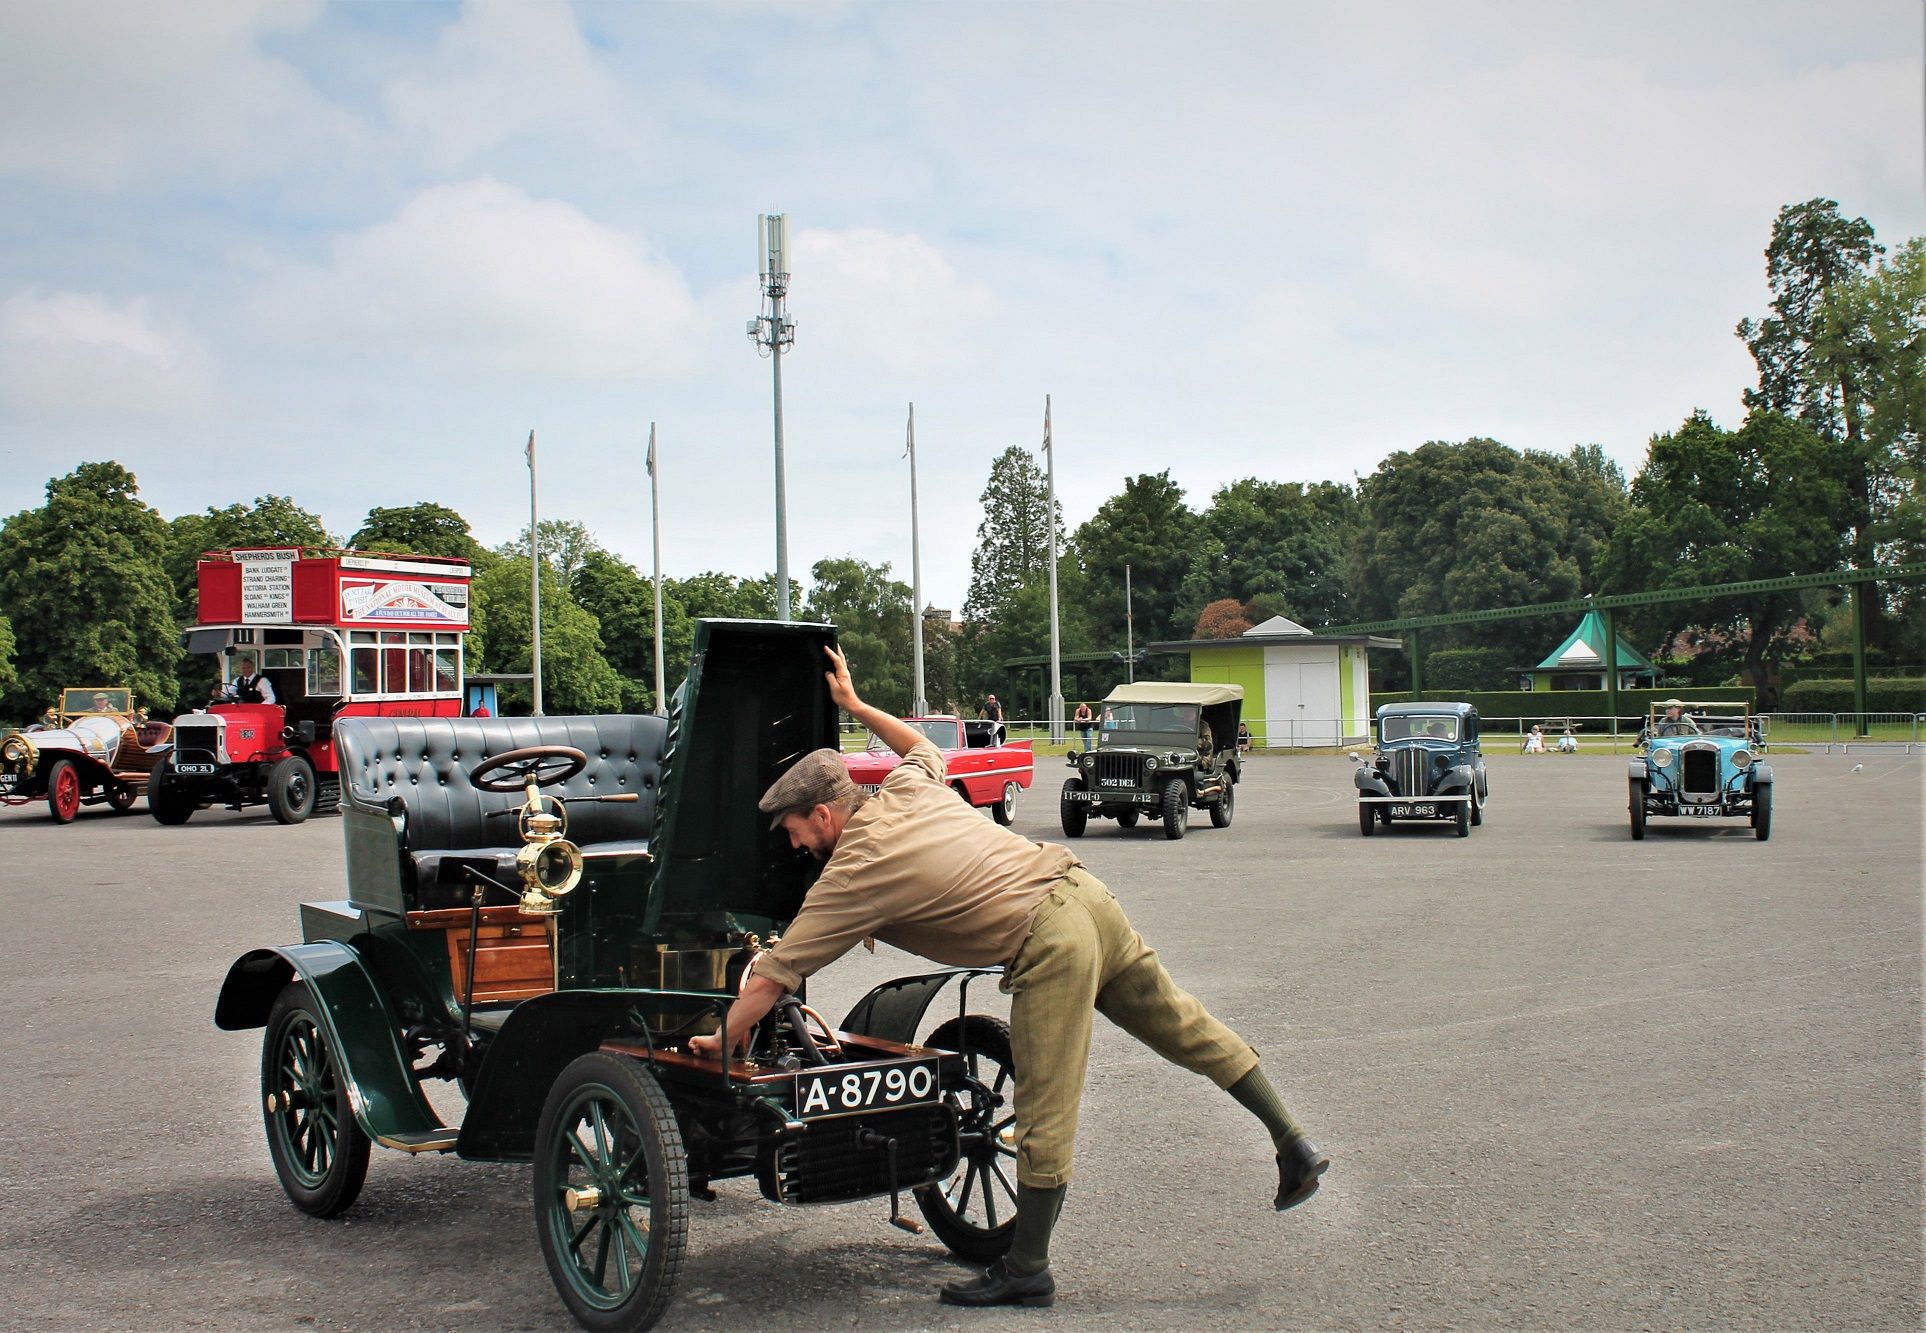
[1351,701,1489,837]
[1059,682,1242,841]
[215,621,1016,1330]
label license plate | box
[174,763,217,776]
[858,784,881,796]
[1097,777,1136,789]
[0,774,16,794]
[1682,806,1719,817]
[794,1058,939,1120]
[1389,803,1436,818]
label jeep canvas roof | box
[1103,682,1245,706]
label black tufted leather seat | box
[335,715,667,894]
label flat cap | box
[758,748,856,829]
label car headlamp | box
[0,734,32,765]
[1143,756,1158,773]
[1731,748,1752,769]
[1652,748,1673,768]
[516,837,583,914]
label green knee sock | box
[1006,1184,1068,1276]
[1227,1066,1305,1151]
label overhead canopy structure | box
[1104,681,1244,706]
[1526,609,1656,691]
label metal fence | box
[842,713,1926,754]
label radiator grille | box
[760,1103,958,1205]
[1391,747,1429,799]
[1094,752,1147,788]
[172,722,222,763]
[1681,747,1720,797]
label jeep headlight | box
[1731,748,1752,769]
[1143,756,1158,773]
[1652,748,1673,768]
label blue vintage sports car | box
[1629,699,1771,841]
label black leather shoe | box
[939,1259,1057,1308]
[1275,1136,1329,1211]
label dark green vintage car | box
[216,620,1017,1331]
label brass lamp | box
[512,775,583,915]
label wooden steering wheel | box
[470,745,588,792]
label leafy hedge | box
[1778,677,1926,714]
[1422,647,1516,692]
[1369,685,1755,721]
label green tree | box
[500,519,604,582]
[471,559,622,715]
[1349,439,1629,662]
[349,502,491,565]
[959,555,1103,718]
[162,495,336,708]
[571,550,693,712]
[1737,199,1885,633]
[656,571,777,701]
[1610,410,1851,703]
[963,445,1065,625]
[0,612,17,704]
[1074,471,1196,651]
[804,557,915,715]
[1178,478,1359,629]
[0,462,180,715]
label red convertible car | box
[842,716,1034,823]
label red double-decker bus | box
[156,548,472,824]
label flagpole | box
[527,429,544,716]
[648,423,666,716]
[1044,394,1062,744]
[907,403,927,715]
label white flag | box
[1042,395,1051,455]
[904,402,914,460]
[646,423,656,478]
[525,429,535,467]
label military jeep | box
[215,620,1018,1331]
[1059,682,1242,841]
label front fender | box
[839,966,1003,1045]
[214,941,443,1148]
[1752,763,1773,786]
[458,989,723,1161]
[1353,768,1391,797]
[1434,765,1475,796]
[1627,759,1648,781]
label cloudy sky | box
[1,1,1920,612]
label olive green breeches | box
[1001,866,1259,1189]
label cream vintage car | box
[0,687,172,823]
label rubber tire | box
[1629,779,1646,841]
[991,781,1019,826]
[1209,781,1234,828]
[1359,802,1376,836]
[268,755,316,825]
[46,758,81,823]
[1454,800,1471,837]
[149,764,195,825]
[106,782,138,813]
[915,1016,1018,1264]
[1469,787,1483,827]
[1059,778,1088,838]
[262,982,371,1218]
[534,1052,689,1333]
[1752,782,1771,842]
[1161,778,1189,841]
[1116,809,1140,829]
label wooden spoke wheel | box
[261,982,370,1218]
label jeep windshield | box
[1383,715,1461,743]
[1101,702,1200,743]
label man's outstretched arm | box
[824,645,926,758]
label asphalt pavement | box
[1,750,1919,1331]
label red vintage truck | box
[841,715,1035,823]
[153,548,472,824]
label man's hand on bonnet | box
[823,645,861,711]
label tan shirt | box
[755,739,1077,991]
